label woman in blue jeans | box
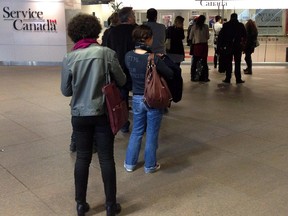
[124,25,174,173]
[61,14,126,216]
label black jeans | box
[72,115,116,207]
[244,52,252,70]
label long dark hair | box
[196,15,206,30]
[245,19,258,34]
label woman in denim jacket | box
[124,25,173,173]
[61,13,126,216]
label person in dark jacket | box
[104,7,137,133]
[243,19,258,75]
[166,16,185,66]
[217,13,247,84]
[101,12,120,46]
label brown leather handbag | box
[143,54,172,109]
[102,71,128,135]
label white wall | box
[0,1,67,64]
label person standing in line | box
[213,15,223,71]
[189,15,210,82]
[124,25,174,173]
[61,13,126,216]
[218,13,247,84]
[105,7,137,133]
[166,16,185,66]
[101,12,120,46]
[186,18,195,46]
[144,8,166,55]
[243,19,258,75]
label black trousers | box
[244,52,253,70]
[72,115,116,207]
[223,51,243,82]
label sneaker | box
[145,163,161,174]
[124,163,134,172]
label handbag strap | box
[147,53,156,67]
[104,70,111,85]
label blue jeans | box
[125,95,163,172]
[72,115,117,207]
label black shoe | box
[236,80,245,84]
[77,202,90,216]
[120,121,130,133]
[200,79,210,82]
[244,70,252,74]
[106,203,121,216]
[70,143,76,153]
[222,79,230,84]
[243,68,248,72]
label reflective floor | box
[1,64,288,216]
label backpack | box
[143,54,172,109]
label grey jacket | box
[61,44,126,116]
[144,21,166,54]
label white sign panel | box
[117,0,288,10]
[0,1,66,63]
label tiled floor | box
[0,64,288,216]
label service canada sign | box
[196,0,228,7]
[2,6,57,32]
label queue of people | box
[61,9,259,216]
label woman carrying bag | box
[124,25,174,173]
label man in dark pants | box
[217,13,247,84]
[104,7,137,133]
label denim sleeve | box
[60,56,73,97]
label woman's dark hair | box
[132,25,153,43]
[108,12,119,26]
[174,16,184,28]
[196,15,206,29]
[215,15,221,22]
[245,19,258,34]
[67,13,102,43]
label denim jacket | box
[61,44,126,116]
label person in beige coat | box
[189,15,210,82]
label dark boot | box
[244,68,252,74]
[106,203,121,216]
[77,202,90,216]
